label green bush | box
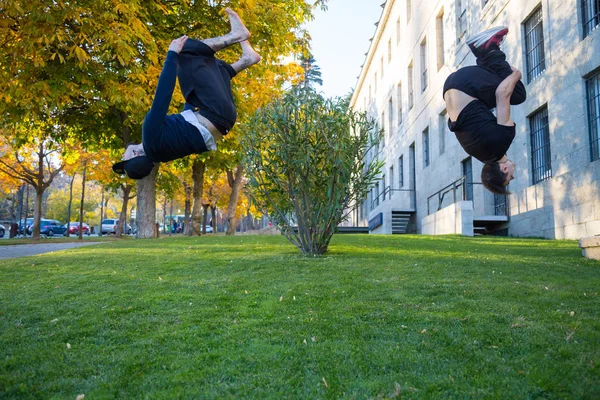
[241,87,383,255]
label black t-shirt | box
[448,100,515,163]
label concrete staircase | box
[391,211,412,234]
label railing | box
[371,186,416,210]
[427,177,509,216]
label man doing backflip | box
[113,8,261,179]
[443,27,526,194]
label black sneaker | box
[466,26,508,57]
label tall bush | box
[241,87,383,255]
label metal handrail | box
[427,177,509,217]
[371,186,415,210]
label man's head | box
[112,143,155,180]
[481,156,515,195]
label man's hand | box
[168,35,189,54]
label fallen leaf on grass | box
[511,323,521,328]
[569,311,575,316]
[76,395,85,400]
[159,277,163,281]
[420,329,427,334]
[279,296,283,302]
[303,339,307,345]
[50,318,59,324]
[66,343,71,349]
[322,377,329,388]
[311,336,317,342]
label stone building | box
[350,0,600,239]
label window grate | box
[524,7,545,82]
[457,1,467,41]
[582,0,600,38]
[423,128,430,168]
[529,106,552,184]
[586,71,600,161]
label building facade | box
[350,0,600,239]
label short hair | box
[481,162,511,195]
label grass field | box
[1,234,598,399]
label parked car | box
[0,224,5,238]
[64,222,90,235]
[32,219,68,236]
[101,219,132,234]
[18,218,34,235]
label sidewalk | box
[0,242,102,260]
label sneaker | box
[467,26,508,57]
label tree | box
[299,53,323,88]
[0,121,70,239]
[241,87,383,255]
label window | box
[407,0,412,23]
[388,98,394,135]
[382,174,387,201]
[439,110,447,155]
[456,0,467,41]
[462,157,473,201]
[374,73,378,92]
[380,113,385,148]
[399,155,404,188]
[524,6,546,82]
[529,106,552,183]
[390,166,394,197]
[420,38,428,92]
[582,0,600,38]
[408,62,414,109]
[436,10,445,70]
[369,85,372,103]
[586,71,600,161]
[423,127,430,167]
[397,83,403,125]
[396,17,401,43]
[381,56,384,78]
[388,39,392,62]
[375,182,380,207]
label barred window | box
[524,6,546,82]
[388,39,392,62]
[423,127,430,167]
[529,106,552,184]
[398,155,404,188]
[586,71,600,161]
[408,63,414,109]
[396,17,401,43]
[436,11,445,70]
[420,38,428,92]
[582,0,600,38]
[388,98,394,135]
[382,174,387,201]
[439,110,447,155]
[397,83,403,125]
[456,0,467,41]
[390,166,394,197]
[462,157,473,201]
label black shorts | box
[449,100,515,163]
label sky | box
[305,0,384,99]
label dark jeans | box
[443,50,526,109]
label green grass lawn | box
[1,234,598,399]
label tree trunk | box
[210,204,217,233]
[225,165,244,236]
[65,174,75,237]
[99,188,104,236]
[183,181,192,236]
[116,184,132,237]
[162,196,168,234]
[191,159,206,236]
[31,187,43,240]
[136,164,159,238]
[202,203,210,234]
[169,200,173,237]
[78,161,87,240]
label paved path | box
[0,242,102,260]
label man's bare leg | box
[202,8,250,52]
[231,40,261,73]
